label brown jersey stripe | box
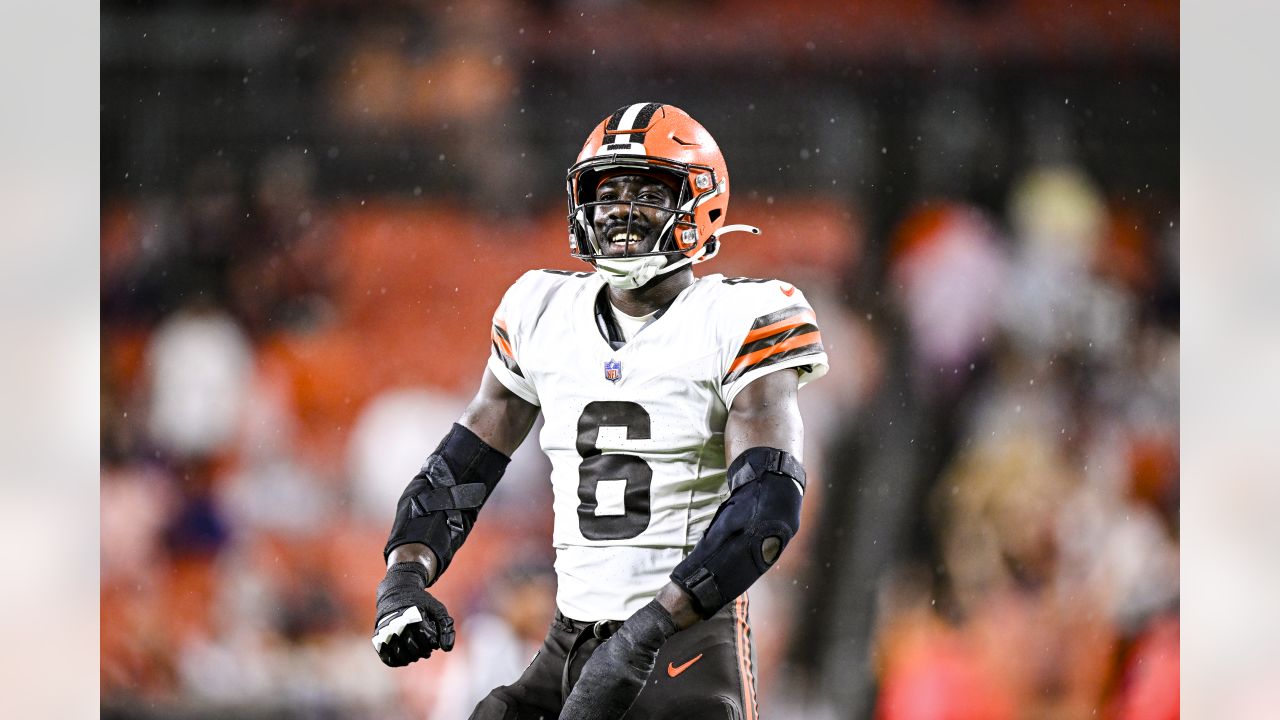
[493,322,513,345]
[723,339,824,385]
[727,330,822,374]
[490,323,523,377]
[742,308,817,346]
[735,322,820,360]
[491,324,515,357]
[747,304,811,332]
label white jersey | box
[486,270,828,620]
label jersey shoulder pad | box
[497,269,588,322]
[712,275,817,321]
[490,270,588,405]
[715,275,826,395]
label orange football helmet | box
[566,103,756,284]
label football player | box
[373,102,828,719]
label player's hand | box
[372,561,455,667]
[560,600,680,719]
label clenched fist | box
[372,561,455,667]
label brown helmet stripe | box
[603,102,663,146]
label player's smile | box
[600,222,658,256]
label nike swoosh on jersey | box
[779,283,796,296]
[667,653,704,677]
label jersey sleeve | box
[718,280,830,410]
[486,272,542,406]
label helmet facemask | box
[566,157,721,288]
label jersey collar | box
[592,282,690,350]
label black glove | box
[372,561,455,667]
[560,600,680,719]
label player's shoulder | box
[497,268,597,332]
[504,267,596,303]
[694,273,818,321]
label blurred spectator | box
[230,146,341,337]
[1000,164,1134,364]
[427,563,558,717]
[347,387,468,522]
[888,202,1008,399]
[144,305,254,461]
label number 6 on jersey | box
[576,401,654,540]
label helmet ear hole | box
[708,209,722,223]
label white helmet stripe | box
[616,103,649,143]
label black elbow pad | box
[383,423,511,579]
[670,447,806,618]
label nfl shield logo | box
[604,359,622,383]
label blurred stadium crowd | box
[101,1,1178,718]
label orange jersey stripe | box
[491,327,515,360]
[728,330,822,374]
[733,597,748,719]
[742,309,817,346]
[735,595,758,720]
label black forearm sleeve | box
[670,446,806,618]
[383,423,511,578]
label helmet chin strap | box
[595,254,689,290]
[594,224,760,289]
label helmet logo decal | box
[604,359,623,383]
[601,141,647,155]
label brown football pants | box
[468,596,759,720]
